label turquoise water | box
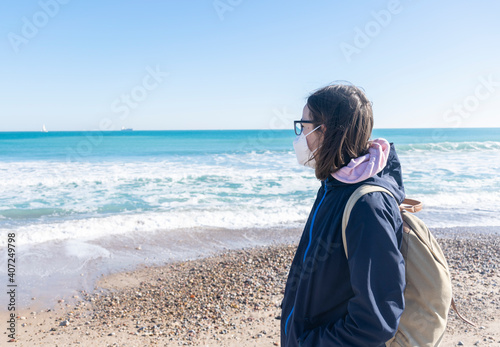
[0,128,499,247]
[1,128,500,161]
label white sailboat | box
[42,124,48,133]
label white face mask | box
[293,125,321,168]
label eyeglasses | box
[294,120,314,136]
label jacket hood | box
[325,142,406,204]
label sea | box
[1,128,499,308]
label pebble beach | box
[2,230,499,346]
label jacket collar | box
[324,143,406,204]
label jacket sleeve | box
[298,192,405,347]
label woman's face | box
[302,104,322,151]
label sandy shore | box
[2,232,499,346]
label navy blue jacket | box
[281,143,406,347]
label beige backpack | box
[342,184,474,347]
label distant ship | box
[121,126,133,131]
[42,124,48,133]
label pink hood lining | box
[331,138,390,184]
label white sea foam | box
[0,205,311,247]
[398,141,500,152]
[0,144,499,248]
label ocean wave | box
[397,141,500,153]
[1,194,499,248]
[1,138,499,247]
[0,204,311,247]
[0,207,70,219]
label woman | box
[281,83,406,346]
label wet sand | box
[1,231,499,346]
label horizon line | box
[1,126,500,133]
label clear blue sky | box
[1,0,499,131]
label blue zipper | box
[285,181,327,337]
[303,181,328,262]
[285,305,294,336]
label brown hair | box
[306,83,374,181]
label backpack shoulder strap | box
[342,184,395,259]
